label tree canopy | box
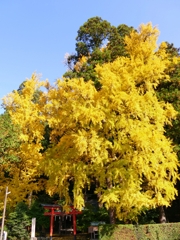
[0,112,22,206]
[64,16,133,88]
[156,43,180,157]
[0,112,20,164]
[0,77,46,205]
[3,23,180,221]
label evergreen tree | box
[6,202,31,240]
[156,43,180,222]
[64,17,133,89]
[156,43,180,158]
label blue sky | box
[0,0,180,113]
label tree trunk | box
[96,180,103,208]
[97,192,103,208]
[159,206,166,223]
[109,207,116,224]
[106,177,116,224]
[28,191,33,208]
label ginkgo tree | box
[3,23,180,221]
[0,76,46,206]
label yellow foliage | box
[3,23,180,220]
[74,56,88,72]
[2,74,46,204]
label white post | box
[3,231,7,240]
[31,218,36,239]
[0,187,10,240]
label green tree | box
[64,17,133,89]
[155,43,180,222]
[156,43,180,157]
[6,199,50,239]
[0,112,21,206]
[0,112,20,164]
[6,202,31,240]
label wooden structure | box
[88,226,99,240]
[42,204,82,240]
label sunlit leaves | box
[3,23,180,220]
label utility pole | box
[0,187,10,240]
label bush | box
[99,222,180,240]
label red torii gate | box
[42,204,82,240]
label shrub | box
[99,223,180,240]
